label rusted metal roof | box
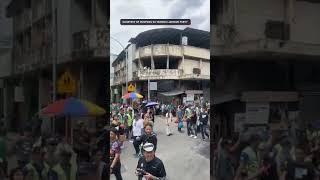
[130,27,210,49]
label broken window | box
[141,58,151,69]
[169,57,180,69]
[153,57,167,69]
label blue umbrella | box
[311,120,320,129]
[145,102,159,107]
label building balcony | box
[72,27,108,60]
[133,69,183,80]
[13,46,52,74]
[133,68,210,81]
[113,76,126,85]
[179,74,210,80]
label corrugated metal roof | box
[160,90,184,96]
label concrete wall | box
[0,50,11,78]
[57,0,72,62]
[213,0,320,55]
[136,44,208,59]
[234,0,320,44]
[201,60,210,76]
[95,0,107,26]
[291,1,320,44]
[236,0,284,42]
[183,59,201,74]
[184,46,210,60]
[128,44,136,82]
[71,0,91,33]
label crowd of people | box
[109,100,210,180]
[0,118,108,180]
[213,126,320,180]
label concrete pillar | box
[151,44,155,69]
[166,43,170,69]
[181,45,185,69]
[38,74,42,113]
[91,0,96,26]
[138,48,142,69]
[2,81,7,128]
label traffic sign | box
[128,83,136,92]
[57,70,76,94]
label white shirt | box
[132,118,144,137]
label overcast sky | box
[110,0,210,55]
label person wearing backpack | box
[199,107,210,141]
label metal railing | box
[72,27,108,57]
[133,69,183,80]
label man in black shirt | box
[136,143,166,180]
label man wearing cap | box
[136,143,166,180]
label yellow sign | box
[128,83,136,92]
[57,70,76,94]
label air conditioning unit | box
[265,20,290,40]
[193,68,201,75]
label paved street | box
[111,115,210,180]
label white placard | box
[150,82,157,91]
[234,113,246,132]
[14,86,24,102]
[183,97,187,104]
[246,102,269,124]
[186,94,194,101]
[114,89,118,94]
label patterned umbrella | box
[41,97,106,117]
[121,92,143,99]
[40,97,106,145]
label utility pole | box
[146,67,150,101]
[110,36,127,98]
[126,49,128,93]
[51,0,57,133]
[148,75,150,102]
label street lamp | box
[144,66,150,101]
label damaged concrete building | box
[4,0,108,133]
[212,0,320,140]
[111,28,210,104]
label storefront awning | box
[160,90,185,96]
[213,93,240,105]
